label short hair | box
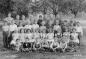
[20,28,24,33]
[39,15,42,18]
[26,29,31,33]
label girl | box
[32,21,39,33]
[22,29,32,51]
[10,29,21,51]
[19,28,26,45]
[40,27,48,50]
[59,28,70,52]
[33,29,41,50]
[52,37,60,52]
[25,29,34,50]
[24,20,32,30]
[46,30,54,49]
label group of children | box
[2,13,83,52]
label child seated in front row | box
[59,28,70,52]
[69,28,79,52]
[24,29,33,50]
[47,29,54,48]
[40,27,48,49]
[33,29,41,50]
[10,29,21,51]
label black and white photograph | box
[0,0,85,59]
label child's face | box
[42,21,45,26]
[72,29,76,33]
[8,13,11,17]
[19,23,23,27]
[22,15,25,20]
[4,22,8,25]
[21,29,24,33]
[39,16,42,19]
[16,15,20,20]
[65,29,68,32]
[76,22,80,26]
[49,29,53,33]
[56,20,59,25]
[42,30,46,33]
[16,39,20,43]
[14,30,18,33]
[27,30,30,33]
[49,21,53,25]
[35,30,39,33]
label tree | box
[11,0,31,16]
[0,0,13,15]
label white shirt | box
[24,25,32,29]
[54,25,61,30]
[47,33,54,39]
[4,17,13,24]
[2,25,9,31]
[9,24,17,32]
[32,24,39,30]
[26,33,34,42]
[71,33,79,43]
[11,33,19,45]
[33,33,40,39]
[75,26,83,36]
[19,33,25,42]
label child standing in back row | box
[2,22,9,48]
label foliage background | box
[0,0,86,19]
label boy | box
[74,22,83,43]
[39,21,46,33]
[37,15,43,27]
[24,21,32,29]
[8,20,17,48]
[54,20,61,32]
[2,22,9,48]
[32,21,39,33]
[54,20,62,38]
[46,20,54,33]
[25,29,34,50]
[10,29,20,51]
[52,37,60,51]
[15,15,20,26]
[4,13,14,25]
[70,28,79,45]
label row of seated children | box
[10,24,80,52]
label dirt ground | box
[0,28,86,59]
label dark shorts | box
[23,43,32,48]
[3,31,8,48]
[68,42,79,48]
[34,44,40,49]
